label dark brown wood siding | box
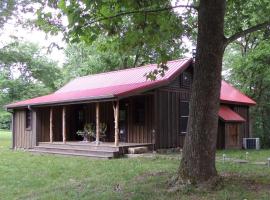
[36,107,50,142]
[127,95,154,144]
[155,72,191,149]
[224,122,242,149]
[13,109,36,149]
[232,105,250,139]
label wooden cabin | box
[6,58,256,158]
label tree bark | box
[178,0,226,184]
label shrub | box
[0,112,11,130]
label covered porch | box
[33,94,155,157]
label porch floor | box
[39,141,152,147]
[29,141,153,159]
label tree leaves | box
[224,40,270,147]
[0,42,61,108]
[36,0,188,66]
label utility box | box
[243,138,260,150]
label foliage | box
[0,42,61,129]
[77,123,107,140]
[62,39,134,84]
[0,0,43,31]
[36,0,189,73]
[225,0,270,37]
[224,40,270,148]
[0,111,11,129]
[0,42,61,90]
[76,123,95,141]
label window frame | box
[25,109,32,131]
[179,100,189,134]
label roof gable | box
[56,58,192,94]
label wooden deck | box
[28,141,153,159]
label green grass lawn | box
[0,130,270,200]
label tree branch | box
[85,4,198,27]
[225,21,270,47]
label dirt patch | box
[221,172,270,192]
[133,171,168,182]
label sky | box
[0,6,67,66]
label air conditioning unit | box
[243,138,260,150]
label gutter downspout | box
[27,105,32,111]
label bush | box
[0,112,11,130]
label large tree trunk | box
[178,0,226,184]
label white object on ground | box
[222,154,226,163]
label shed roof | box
[220,81,256,105]
[6,58,256,108]
[218,105,246,122]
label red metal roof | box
[6,58,256,108]
[6,58,192,108]
[218,105,246,122]
[220,81,256,106]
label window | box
[134,98,145,125]
[25,109,32,130]
[78,109,84,122]
[180,101,189,134]
[119,110,126,121]
[180,72,192,88]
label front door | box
[227,123,239,148]
[119,105,128,142]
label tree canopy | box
[0,42,61,129]
[224,39,270,147]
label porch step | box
[30,146,119,158]
[38,142,120,152]
[28,149,113,159]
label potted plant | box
[99,123,107,140]
[76,123,107,142]
[90,123,107,142]
[76,123,95,142]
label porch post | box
[113,100,119,146]
[95,102,100,145]
[62,106,66,144]
[49,107,53,143]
